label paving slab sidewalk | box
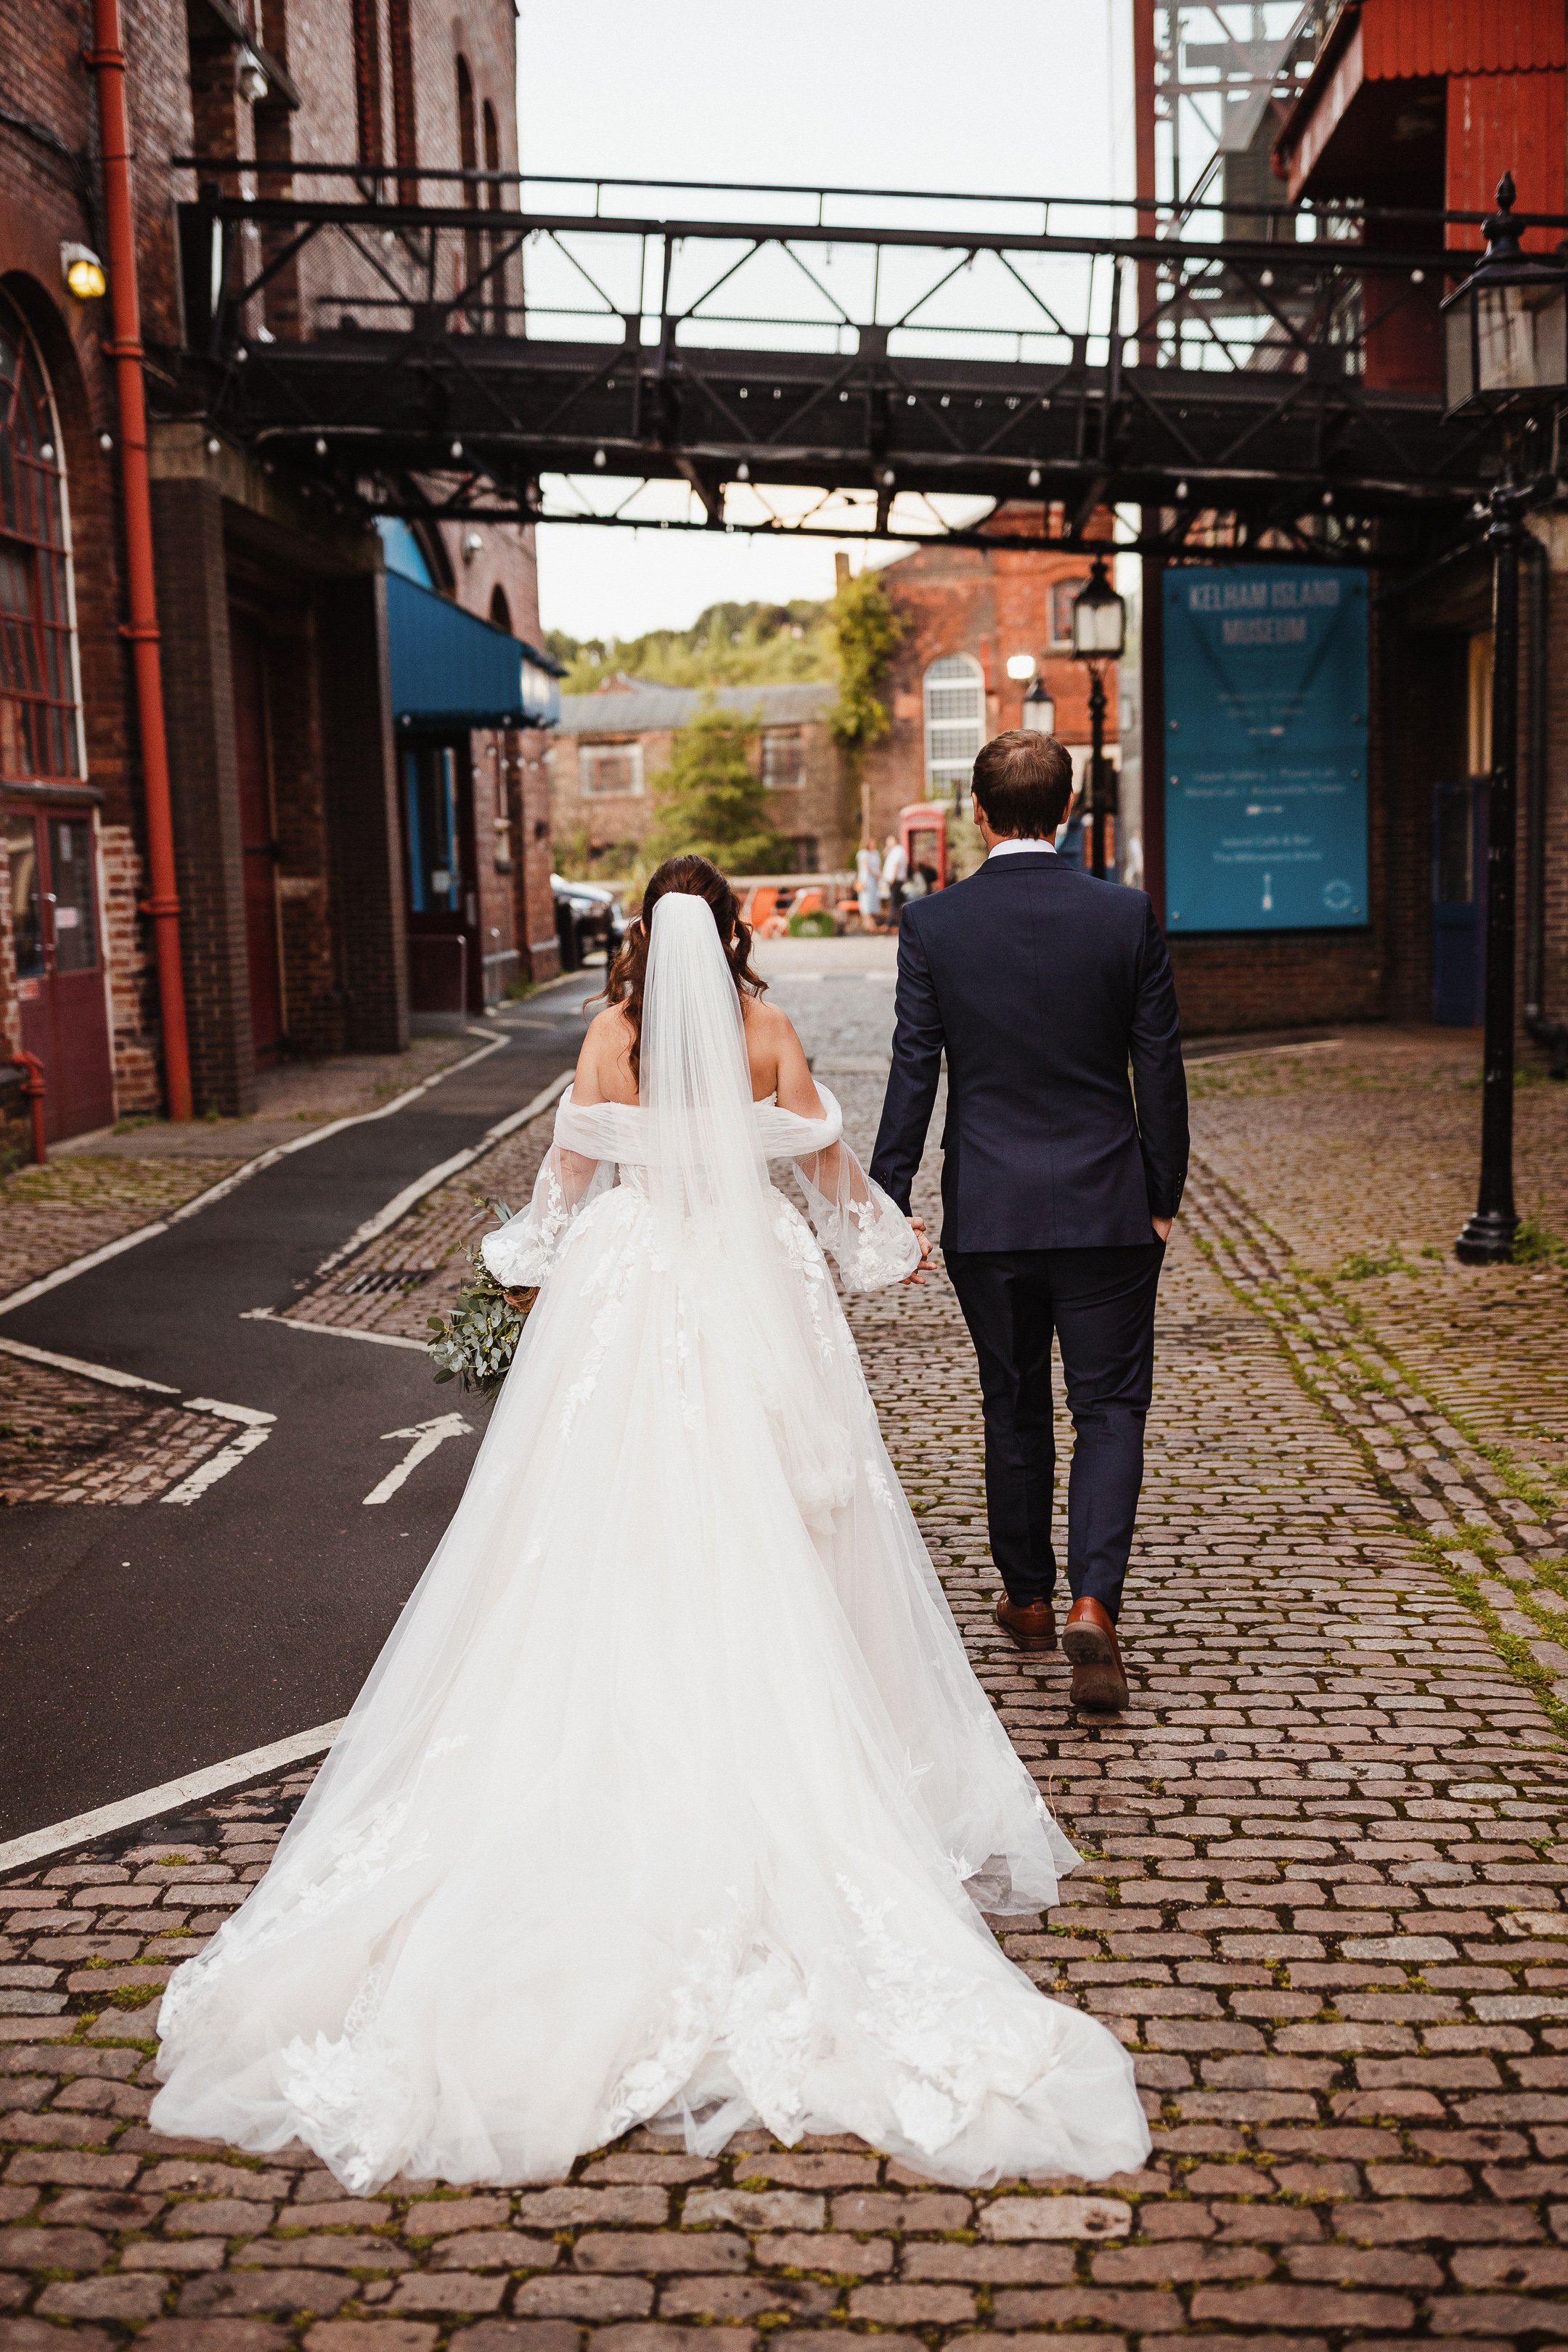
[4,1015,1568,2349]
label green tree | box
[645,704,792,874]
[827,569,904,838]
[550,600,835,696]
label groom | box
[870,729,1188,1711]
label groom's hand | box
[1151,1215,1174,1243]
[903,1214,932,1285]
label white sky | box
[518,0,1134,642]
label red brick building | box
[1,0,557,1147]
[863,515,1121,870]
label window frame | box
[579,738,645,800]
[1049,576,1090,652]
[922,652,984,803]
[0,293,85,787]
[761,725,806,790]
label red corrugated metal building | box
[1273,1,1567,391]
[1276,0,1565,235]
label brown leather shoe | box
[1061,1596,1130,1711]
[995,1596,1057,1653]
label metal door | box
[1432,777,1487,1026]
[5,805,114,1139]
[403,738,478,1017]
[230,615,284,1065]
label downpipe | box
[1523,530,1568,1079]
[86,0,193,1120]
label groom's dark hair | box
[971,730,1073,839]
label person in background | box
[1055,777,1086,869]
[881,831,910,926]
[855,838,882,927]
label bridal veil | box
[150,889,1150,2192]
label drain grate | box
[340,1267,438,1297]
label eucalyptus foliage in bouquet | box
[427,1200,538,1400]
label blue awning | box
[385,571,562,732]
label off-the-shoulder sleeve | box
[761,1085,920,1293]
[479,1088,616,1289]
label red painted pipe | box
[12,1052,47,1167]
[86,0,194,1122]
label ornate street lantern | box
[1442,175,1568,420]
[1441,176,1568,1264]
[1071,558,1126,875]
[1021,677,1055,734]
[1070,558,1127,662]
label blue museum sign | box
[1162,565,1368,934]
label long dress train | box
[150,894,1150,2192]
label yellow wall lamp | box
[62,243,108,302]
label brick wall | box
[1529,517,1568,1058]
[261,603,346,1058]
[319,570,408,1050]
[510,726,559,979]
[150,473,256,1116]
[1,65,159,1117]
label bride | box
[150,857,1149,2193]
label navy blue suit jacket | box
[869,852,1189,1252]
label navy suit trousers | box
[944,1241,1164,1622]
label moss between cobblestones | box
[1189,1202,1568,1747]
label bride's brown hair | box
[597,854,766,1080]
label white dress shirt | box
[986,837,1057,860]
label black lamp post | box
[1071,557,1126,879]
[1441,174,1568,1265]
[1021,676,1056,735]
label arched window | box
[923,653,983,803]
[349,0,383,166]
[489,584,513,633]
[455,54,481,329]
[0,295,80,782]
[455,54,478,183]
[388,0,418,205]
[482,97,505,330]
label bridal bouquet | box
[427,1201,536,1400]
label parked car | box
[552,875,628,971]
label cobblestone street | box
[4,970,1568,2347]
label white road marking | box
[311,1069,573,1280]
[0,1717,346,1877]
[363,1410,473,1505]
[240,1307,426,1352]
[0,1334,179,1394]
[0,1330,274,1500]
[162,1424,273,1505]
[182,1395,275,1427]
[0,1032,510,1322]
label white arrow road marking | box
[363,1412,473,1506]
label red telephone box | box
[900,802,949,891]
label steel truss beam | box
[163,167,1523,562]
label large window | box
[923,653,984,802]
[0,296,80,783]
[1049,577,1088,650]
[761,726,804,788]
[581,740,643,799]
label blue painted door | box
[1432,777,1487,1027]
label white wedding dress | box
[151,894,1149,2193]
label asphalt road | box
[0,985,595,1842]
